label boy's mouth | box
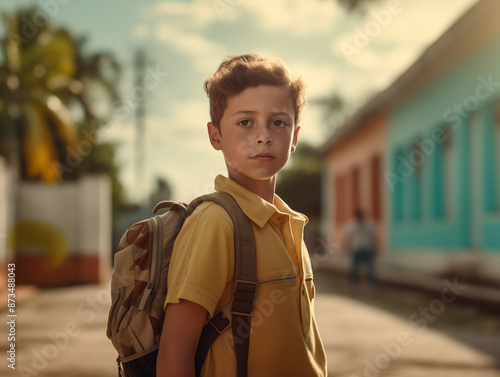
[251,153,276,162]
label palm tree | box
[0,7,120,182]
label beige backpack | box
[106,193,257,377]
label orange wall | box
[325,114,387,251]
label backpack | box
[106,193,257,377]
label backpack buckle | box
[231,280,257,316]
[209,308,231,334]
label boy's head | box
[204,54,305,130]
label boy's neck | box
[228,173,276,204]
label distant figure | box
[343,208,378,289]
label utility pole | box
[134,49,146,204]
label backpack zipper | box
[116,357,124,377]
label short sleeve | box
[165,202,235,316]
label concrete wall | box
[12,175,112,286]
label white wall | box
[0,157,8,263]
[16,174,111,280]
[77,175,112,279]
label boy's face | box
[208,85,299,190]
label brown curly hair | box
[204,54,306,130]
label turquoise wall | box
[388,34,500,253]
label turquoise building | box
[386,0,500,282]
[322,0,500,285]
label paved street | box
[2,284,118,377]
[314,274,500,377]
[1,271,499,377]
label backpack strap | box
[194,305,231,376]
[188,193,256,377]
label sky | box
[0,0,479,203]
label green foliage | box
[149,177,173,208]
[277,169,322,219]
[0,6,127,212]
[276,142,322,219]
[276,142,323,251]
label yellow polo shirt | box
[165,175,327,377]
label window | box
[495,103,500,211]
[432,137,443,218]
[470,111,481,247]
[335,173,349,227]
[334,175,343,227]
[433,127,453,219]
[412,140,423,220]
[442,128,454,218]
[370,155,382,221]
[483,102,499,212]
[393,150,404,221]
[352,166,360,215]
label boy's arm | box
[157,299,208,377]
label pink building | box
[321,113,387,251]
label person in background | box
[343,208,378,289]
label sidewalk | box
[315,293,500,377]
[1,284,499,377]
[314,252,500,310]
[1,284,118,377]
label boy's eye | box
[271,120,287,127]
[237,119,252,127]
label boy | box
[157,54,327,377]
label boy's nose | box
[255,127,273,145]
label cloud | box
[331,0,478,95]
[142,0,220,29]
[138,1,229,73]
[103,99,223,202]
[289,61,338,96]
[381,0,477,46]
[297,105,327,144]
[155,24,227,73]
[132,24,150,39]
[156,98,209,135]
[144,98,226,201]
[240,0,343,36]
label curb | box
[314,253,500,312]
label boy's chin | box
[228,170,278,183]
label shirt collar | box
[214,175,308,228]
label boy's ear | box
[207,122,222,150]
[291,126,300,153]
